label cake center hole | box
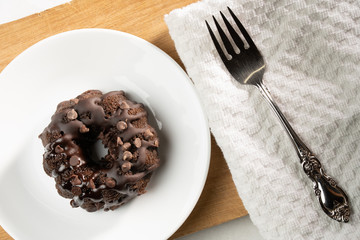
[93,139,108,161]
[82,139,109,167]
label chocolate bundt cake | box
[39,90,160,212]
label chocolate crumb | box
[70,175,82,186]
[71,186,82,196]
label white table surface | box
[0,1,264,239]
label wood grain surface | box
[0,0,247,239]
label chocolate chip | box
[120,101,130,109]
[134,138,141,148]
[121,161,132,172]
[117,137,123,146]
[66,109,78,120]
[70,98,79,105]
[88,179,95,189]
[144,129,154,139]
[79,124,89,133]
[69,156,80,166]
[70,199,79,208]
[105,178,116,188]
[154,139,159,147]
[55,145,64,153]
[70,175,82,186]
[123,151,133,161]
[116,121,127,131]
[122,142,131,151]
[71,186,82,196]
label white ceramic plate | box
[0,29,210,240]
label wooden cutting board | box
[0,0,247,239]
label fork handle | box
[256,82,350,222]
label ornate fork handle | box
[257,82,350,222]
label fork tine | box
[227,7,255,48]
[220,11,245,51]
[205,20,228,62]
[212,15,236,56]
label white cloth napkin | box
[165,0,360,239]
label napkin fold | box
[165,0,360,239]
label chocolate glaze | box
[39,90,160,212]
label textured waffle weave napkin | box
[165,0,360,239]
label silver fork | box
[206,7,350,222]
